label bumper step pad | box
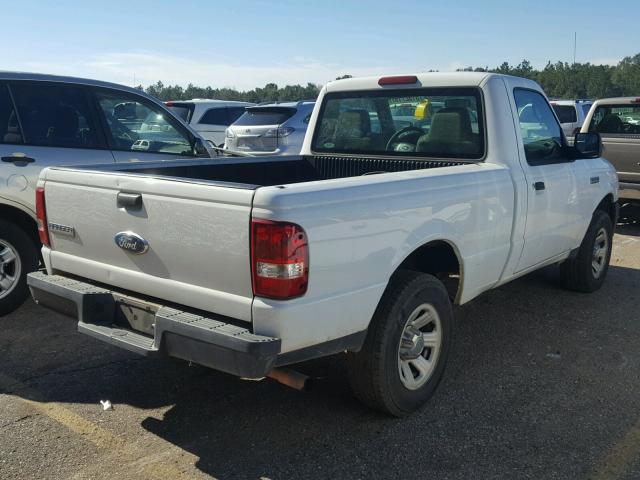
[27,271,280,378]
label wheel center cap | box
[400,328,424,360]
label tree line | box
[141,53,640,103]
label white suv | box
[165,99,254,147]
[224,101,315,155]
[551,99,593,140]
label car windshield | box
[233,107,296,126]
[312,88,484,159]
[589,104,640,134]
[552,105,577,123]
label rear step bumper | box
[27,271,281,378]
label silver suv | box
[165,99,254,147]
[224,101,315,155]
[0,71,214,314]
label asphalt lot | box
[1,206,639,480]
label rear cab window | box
[234,107,297,126]
[311,87,484,159]
[589,104,640,135]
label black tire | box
[0,220,39,316]
[347,270,453,417]
[560,210,613,293]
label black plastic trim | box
[275,330,367,367]
[27,272,281,378]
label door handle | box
[2,155,35,164]
[117,192,142,209]
[533,181,546,191]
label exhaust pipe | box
[267,368,312,391]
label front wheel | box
[560,210,613,293]
[347,271,453,417]
[0,220,39,316]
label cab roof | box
[324,72,538,92]
[591,97,640,106]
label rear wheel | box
[560,210,613,293]
[0,220,39,316]
[347,271,453,417]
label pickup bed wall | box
[119,156,466,187]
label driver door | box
[512,88,583,272]
[91,88,197,163]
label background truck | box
[28,72,617,416]
[581,96,640,203]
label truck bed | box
[66,155,468,188]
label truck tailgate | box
[41,168,255,322]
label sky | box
[1,0,639,90]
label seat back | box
[416,107,476,155]
[597,114,623,134]
[335,109,371,150]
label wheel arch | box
[0,203,39,248]
[392,239,464,304]
[594,193,616,224]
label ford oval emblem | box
[114,231,149,255]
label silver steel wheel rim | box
[591,227,609,279]
[397,303,442,390]
[0,240,21,299]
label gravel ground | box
[1,205,639,480]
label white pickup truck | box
[28,73,618,416]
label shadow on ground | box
[3,260,639,479]
[617,203,640,235]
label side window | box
[514,89,565,165]
[95,90,194,156]
[199,108,229,126]
[0,84,22,144]
[552,104,577,123]
[199,107,247,126]
[9,83,99,149]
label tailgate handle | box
[117,192,142,209]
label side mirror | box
[573,132,602,158]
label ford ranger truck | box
[27,73,618,416]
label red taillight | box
[378,75,418,86]
[251,219,308,299]
[165,101,174,106]
[35,187,50,247]
[633,98,640,104]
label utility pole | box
[573,32,577,65]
